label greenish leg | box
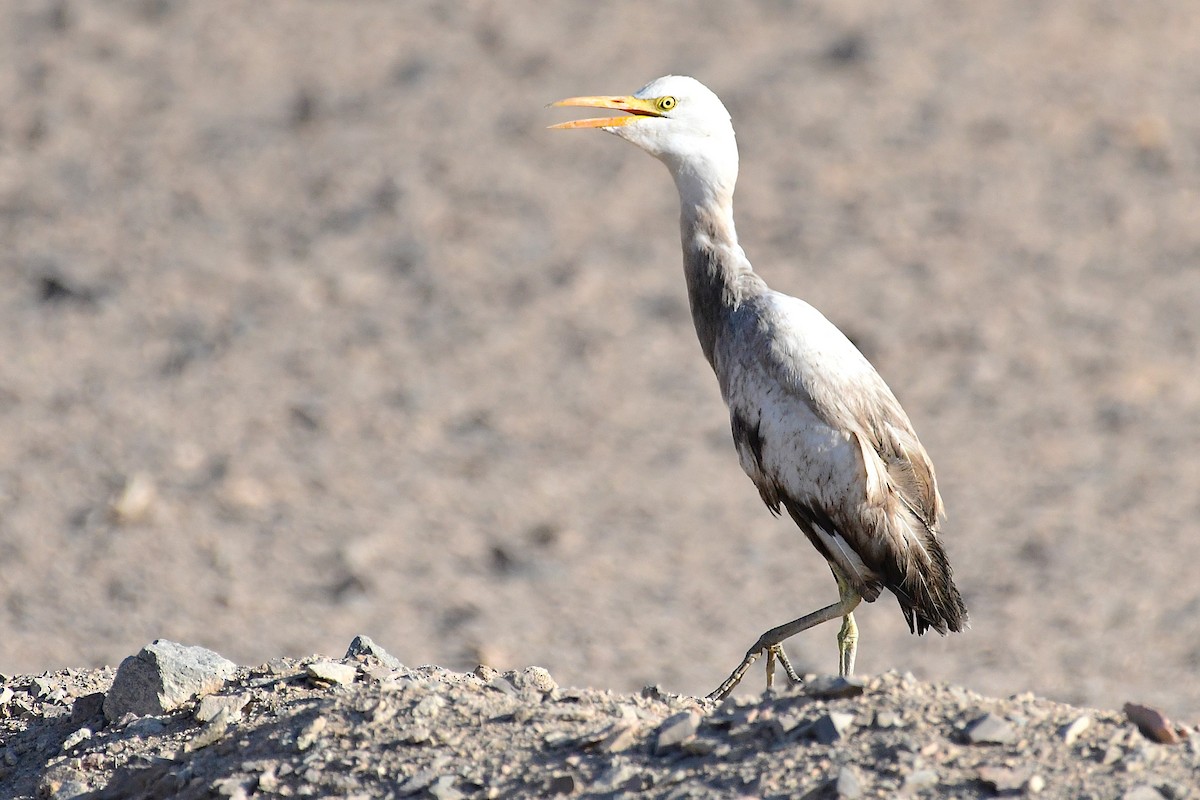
[833,569,861,677]
[706,567,861,703]
[837,613,858,676]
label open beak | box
[548,95,663,129]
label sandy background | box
[1,1,1198,720]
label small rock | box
[257,767,279,793]
[805,674,866,699]
[1156,780,1190,800]
[904,769,939,791]
[977,765,1028,792]
[655,710,701,753]
[594,764,642,793]
[296,715,327,750]
[428,775,463,800]
[487,677,518,696]
[812,711,856,744]
[397,760,452,795]
[548,774,577,795]
[1124,703,1181,745]
[473,664,499,682]
[184,707,230,752]
[401,725,432,745]
[306,660,357,686]
[38,764,89,800]
[682,738,716,756]
[874,710,902,728]
[61,727,93,751]
[104,641,237,721]
[773,712,807,735]
[34,676,69,704]
[111,473,158,524]
[599,722,640,753]
[1060,715,1092,746]
[1026,774,1046,794]
[966,712,1016,745]
[210,776,251,798]
[195,693,250,723]
[344,635,404,670]
[69,693,105,726]
[412,693,446,718]
[1123,787,1166,800]
[835,765,863,798]
[124,716,168,737]
[506,667,557,695]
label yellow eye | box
[657,96,677,111]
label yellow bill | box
[548,95,664,129]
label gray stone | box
[977,765,1028,792]
[548,774,577,795]
[412,693,446,718]
[1156,780,1190,800]
[344,635,404,670]
[296,715,327,751]
[1123,787,1166,800]
[195,692,250,722]
[428,775,463,800]
[835,765,863,798]
[1060,715,1092,746]
[655,710,701,752]
[124,716,167,737]
[805,675,866,699]
[38,764,90,800]
[70,693,105,726]
[506,666,558,695]
[874,710,902,728]
[184,707,231,752]
[599,722,640,753]
[966,712,1017,745]
[306,660,358,686]
[486,676,519,696]
[103,640,237,721]
[904,769,939,791]
[812,711,856,744]
[61,727,93,751]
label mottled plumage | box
[551,75,967,700]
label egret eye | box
[657,96,677,112]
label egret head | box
[550,75,738,200]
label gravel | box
[2,638,1197,799]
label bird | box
[549,76,967,702]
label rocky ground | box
[2,638,1197,800]
[2,0,1200,768]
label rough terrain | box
[3,639,1197,799]
[2,0,1199,756]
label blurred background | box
[2,1,1198,719]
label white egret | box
[550,76,968,701]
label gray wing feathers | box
[721,296,967,635]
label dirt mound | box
[3,0,1199,728]
[3,640,1197,799]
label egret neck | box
[672,158,766,369]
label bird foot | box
[705,643,802,704]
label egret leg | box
[834,571,860,677]
[763,644,801,690]
[771,644,803,686]
[837,613,858,676]
[705,590,860,703]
